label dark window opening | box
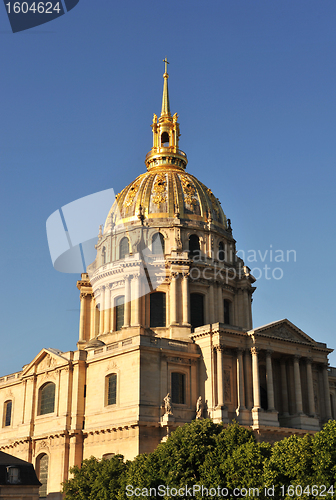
[102,246,106,264]
[189,235,200,260]
[190,293,204,330]
[4,400,12,427]
[84,385,87,398]
[171,372,185,404]
[260,386,268,411]
[150,292,166,327]
[218,241,225,261]
[224,299,231,325]
[38,454,48,498]
[39,383,55,415]
[161,131,169,147]
[152,232,165,255]
[115,296,125,331]
[119,237,129,260]
[107,374,117,405]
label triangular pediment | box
[22,348,68,377]
[251,319,317,345]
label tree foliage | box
[62,419,336,500]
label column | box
[78,293,86,342]
[266,350,275,411]
[217,286,224,323]
[124,276,131,328]
[244,349,253,409]
[182,272,190,325]
[251,347,261,409]
[132,274,141,326]
[90,295,96,340]
[280,359,289,416]
[209,283,215,324]
[216,347,225,407]
[323,362,332,420]
[111,297,116,332]
[293,356,303,415]
[305,358,316,416]
[99,287,105,334]
[170,273,178,325]
[104,286,111,333]
[236,349,246,410]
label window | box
[190,293,204,330]
[218,241,225,261]
[6,466,20,484]
[152,232,165,255]
[171,372,185,404]
[150,292,166,327]
[37,454,48,498]
[115,296,125,331]
[107,374,117,406]
[189,235,200,259]
[224,299,231,325]
[39,382,55,415]
[161,131,169,146]
[3,400,12,427]
[119,237,129,259]
[103,453,115,460]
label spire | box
[161,57,171,117]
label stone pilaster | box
[293,356,303,415]
[266,350,275,411]
[306,358,316,417]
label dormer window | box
[6,466,21,484]
[161,132,169,147]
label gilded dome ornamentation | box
[152,173,167,206]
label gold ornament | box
[152,173,167,206]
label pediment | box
[252,319,316,345]
[22,348,68,377]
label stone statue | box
[196,396,203,419]
[164,393,173,415]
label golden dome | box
[105,167,227,232]
[104,59,227,233]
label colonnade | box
[215,346,332,421]
[78,274,142,341]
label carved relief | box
[224,370,231,402]
[38,355,56,372]
[152,173,167,206]
[125,177,142,208]
[179,175,197,207]
[272,326,294,340]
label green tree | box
[200,421,271,498]
[63,454,127,500]
[263,433,314,499]
[311,420,336,496]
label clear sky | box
[1,0,335,376]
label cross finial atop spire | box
[163,57,169,75]
[161,57,171,117]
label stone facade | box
[0,67,335,498]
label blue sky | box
[0,0,336,376]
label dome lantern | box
[145,59,188,172]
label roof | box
[0,451,41,486]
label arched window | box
[102,246,106,265]
[3,400,12,427]
[190,293,204,330]
[103,453,115,460]
[171,372,185,404]
[115,296,125,331]
[150,292,166,327]
[107,374,117,406]
[152,232,165,255]
[37,454,49,498]
[224,299,231,325]
[39,382,55,415]
[189,235,200,260]
[218,241,225,261]
[119,237,129,260]
[161,131,169,146]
